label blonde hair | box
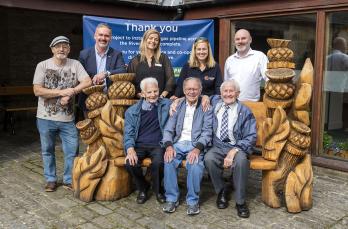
[139,29,161,63]
[188,38,216,68]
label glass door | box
[322,12,348,161]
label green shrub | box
[338,140,348,150]
[323,131,333,150]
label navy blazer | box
[79,46,126,87]
[78,46,126,111]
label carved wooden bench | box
[0,86,37,134]
[73,44,314,214]
[113,101,280,200]
[112,100,312,213]
[74,97,312,213]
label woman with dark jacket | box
[173,37,222,98]
[128,28,175,98]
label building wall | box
[0,8,83,125]
[0,7,9,86]
[0,7,82,86]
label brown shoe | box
[45,182,57,192]
[63,183,73,191]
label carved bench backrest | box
[243,101,267,148]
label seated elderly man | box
[124,77,171,204]
[162,77,213,216]
[204,80,257,218]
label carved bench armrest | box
[250,155,277,170]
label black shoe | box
[136,190,148,204]
[156,193,166,204]
[216,189,228,209]
[236,203,250,218]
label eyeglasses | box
[195,37,209,43]
[184,87,200,92]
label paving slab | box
[0,125,348,228]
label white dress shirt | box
[224,48,268,102]
[216,102,238,144]
[178,102,196,142]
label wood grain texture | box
[72,74,137,202]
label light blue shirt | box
[95,46,109,91]
[95,46,109,74]
[141,100,158,111]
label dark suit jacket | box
[78,46,126,111]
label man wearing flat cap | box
[78,23,126,114]
[33,35,91,192]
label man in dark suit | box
[78,23,126,113]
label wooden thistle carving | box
[260,38,314,213]
[285,154,313,212]
[72,145,108,202]
[73,73,137,202]
[262,107,290,161]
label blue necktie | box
[220,105,230,142]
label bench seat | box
[114,154,277,171]
[0,86,36,134]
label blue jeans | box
[37,118,78,184]
[164,141,204,206]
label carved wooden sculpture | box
[259,38,314,213]
[267,38,295,69]
[285,154,313,212]
[73,73,137,202]
[71,39,314,214]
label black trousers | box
[125,146,164,195]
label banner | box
[83,16,214,76]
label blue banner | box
[83,16,214,76]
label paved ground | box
[0,122,348,229]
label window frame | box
[219,8,348,171]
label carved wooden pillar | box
[264,39,296,118]
[73,73,137,202]
[261,38,314,212]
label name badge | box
[155,63,162,67]
[204,75,215,80]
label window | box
[231,14,316,72]
[322,12,348,161]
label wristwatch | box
[104,71,111,78]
